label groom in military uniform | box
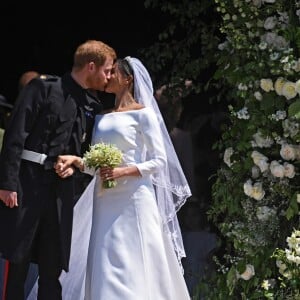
[0,40,116,300]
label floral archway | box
[201,0,300,299]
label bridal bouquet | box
[83,142,123,189]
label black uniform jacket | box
[0,73,102,271]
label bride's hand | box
[54,155,80,178]
[99,166,140,180]
[54,155,81,171]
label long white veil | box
[125,57,192,264]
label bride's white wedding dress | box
[28,107,190,300]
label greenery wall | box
[143,0,300,299]
[207,0,300,299]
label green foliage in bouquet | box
[83,142,123,189]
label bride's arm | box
[103,109,167,181]
[53,155,81,178]
[55,155,96,177]
[55,155,83,170]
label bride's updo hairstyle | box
[118,58,133,77]
[116,58,134,93]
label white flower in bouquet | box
[83,142,123,189]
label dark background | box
[0,6,165,104]
[0,8,225,209]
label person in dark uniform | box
[0,95,13,151]
[0,39,116,300]
[18,71,41,92]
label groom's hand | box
[0,189,18,208]
[55,166,76,178]
[54,155,78,178]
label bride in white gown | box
[28,57,192,300]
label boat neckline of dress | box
[98,107,148,115]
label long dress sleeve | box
[134,108,166,176]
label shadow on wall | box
[181,107,229,210]
[178,101,229,298]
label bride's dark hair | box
[117,58,134,77]
[117,58,134,94]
